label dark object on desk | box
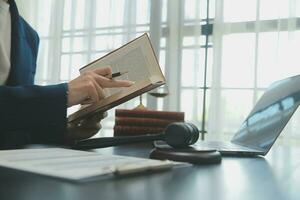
[73,122,199,150]
[150,141,221,165]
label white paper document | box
[0,148,175,181]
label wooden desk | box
[0,143,299,200]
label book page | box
[0,148,175,181]
[102,46,153,96]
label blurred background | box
[16,0,300,143]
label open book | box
[68,33,165,122]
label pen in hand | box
[105,71,129,79]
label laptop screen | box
[231,75,300,153]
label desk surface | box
[0,143,299,200]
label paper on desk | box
[0,148,175,181]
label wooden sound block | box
[150,141,222,165]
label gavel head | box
[164,122,200,148]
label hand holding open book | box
[68,33,166,122]
[67,66,134,106]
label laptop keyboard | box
[193,141,254,152]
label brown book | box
[68,33,165,123]
[115,109,185,121]
[114,126,165,136]
[115,117,182,127]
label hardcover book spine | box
[115,109,185,120]
[115,117,182,127]
[113,126,165,136]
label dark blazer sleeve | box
[0,83,68,145]
[0,1,70,149]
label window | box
[17,0,300,141]
[212,0,300,140]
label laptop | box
[194,75,300,156]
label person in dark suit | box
[0,0,133,149]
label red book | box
[115,109,184,120]
[114,125,165,136]
[115,117,182,127]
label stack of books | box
[114,109,185,136]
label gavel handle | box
[73,133,164,150]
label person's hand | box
[67,66,134,107]
[65,112,107,142]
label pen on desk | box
[106,71,129,79]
